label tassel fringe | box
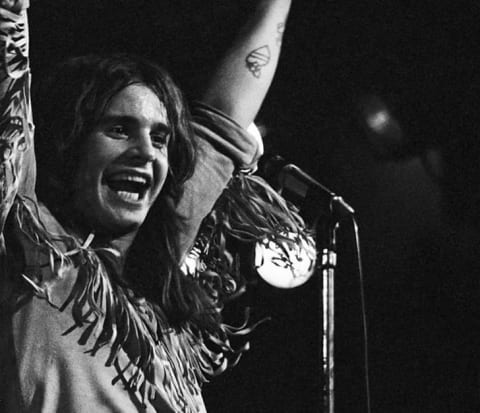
[187,172,316,303]
[10,196,255,412]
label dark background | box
[30,1,480,412]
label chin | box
[76,189,155,238]
[106,213,147,236]
[81,208,147,239]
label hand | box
[0,0,29,13]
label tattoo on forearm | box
[276,22,285,46]
[245,45,271,78]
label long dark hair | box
[34,54,219,330]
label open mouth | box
[104,173,151,202]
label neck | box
[97,231,137,256]
[98,232,137,276]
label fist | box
[0,0,29,13]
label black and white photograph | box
[0,1,478,412]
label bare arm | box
[201,0,292,129]
[0,0,34,236]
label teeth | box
[110,174,148,185]
[115,190,140,201]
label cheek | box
[156,151,170,180]
[161,155,169,177]
[150,154,169,199]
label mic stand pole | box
[321,210,340,413]
[320,196,353,413]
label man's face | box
[72,83,171,236]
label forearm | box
[0,2,34,233]
[201,0,292,129]
[0,7,30,124]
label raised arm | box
[201,0,292,128]
[172,0,293,259]
[0,0,34,237]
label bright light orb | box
[366,109,390,132]
[254,233,317,289]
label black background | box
[29,1,480,412]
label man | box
[0,0,294,412]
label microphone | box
[259,155,355,223]
[253,155,355,289]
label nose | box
[129,130,156,162]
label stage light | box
[366,109,390,132]
[358,94,405,159]
[254,232,317,289]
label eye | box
[151,130,170,149]
[107,125,129,139]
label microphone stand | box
[321,199,343,413]
[277,163,354,413]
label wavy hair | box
[34,54,219,330]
